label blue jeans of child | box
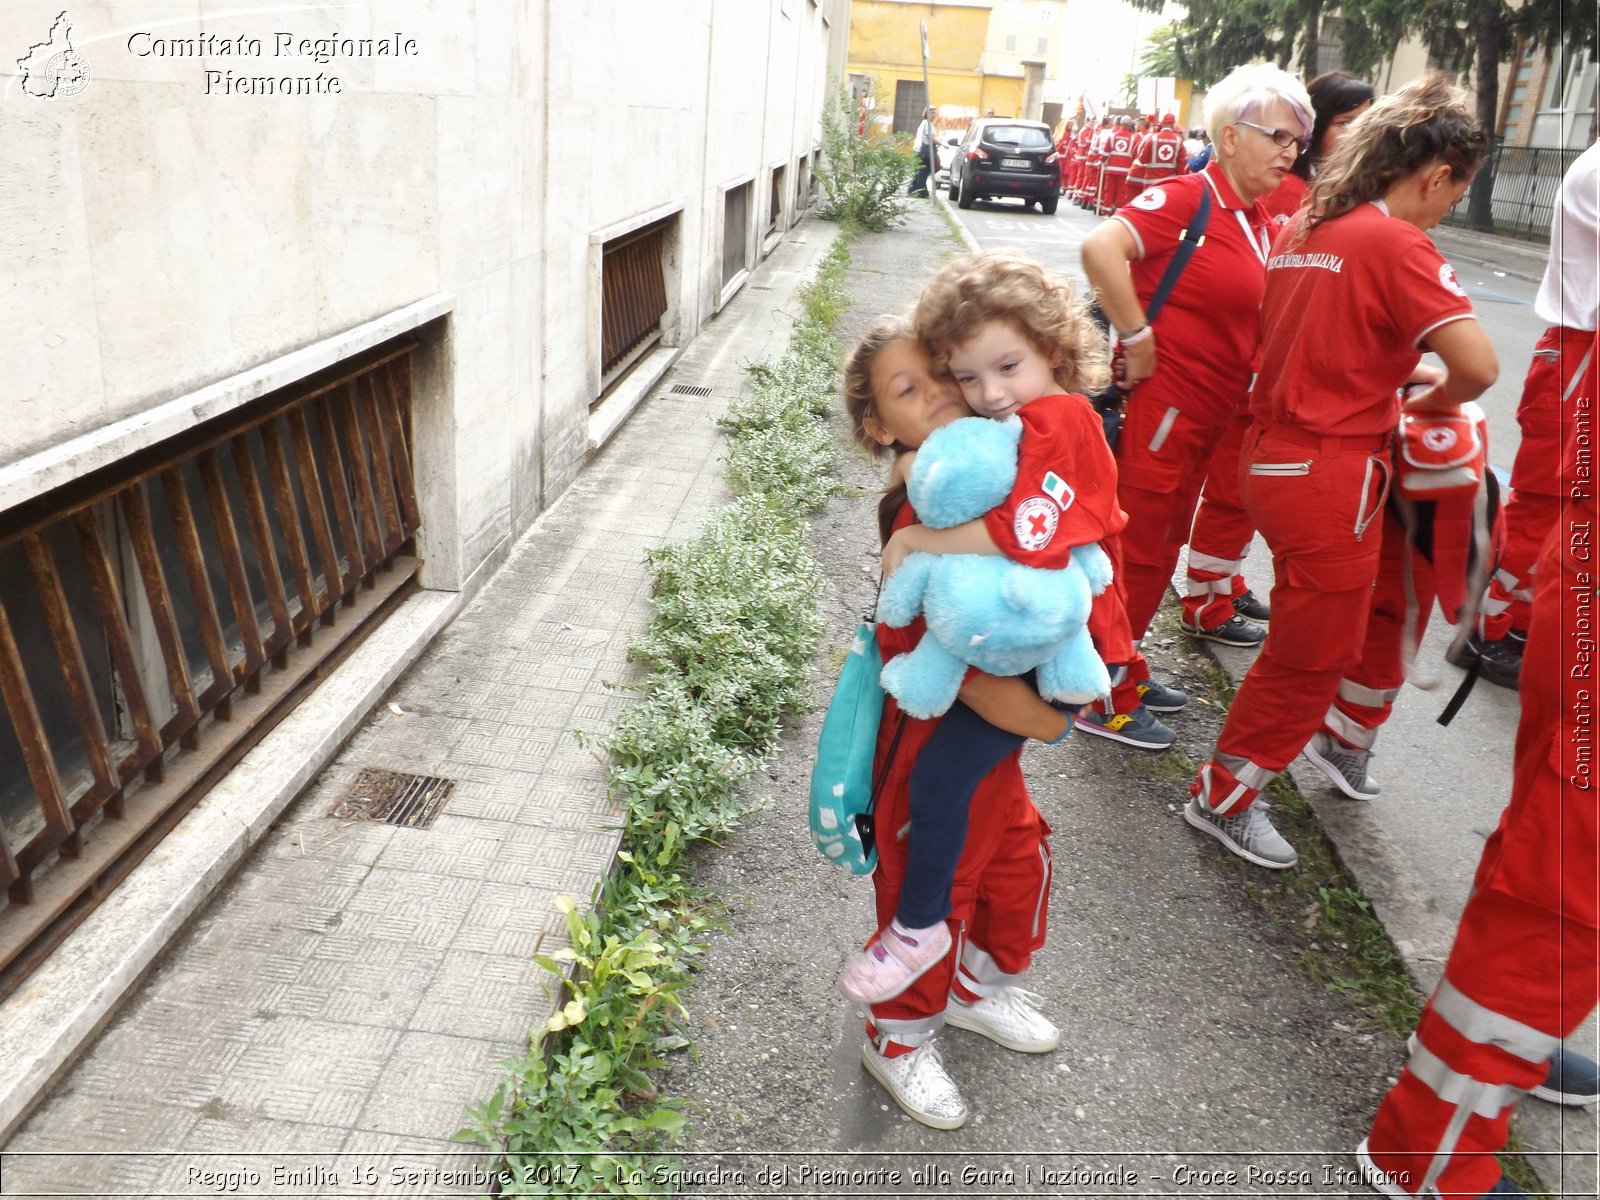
[895,700,1025,929]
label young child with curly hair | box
[839,315,1076,1128]
[838,254,1132,1012]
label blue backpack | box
[808,620,904,874]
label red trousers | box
[866,698,1052,1046]
[1183,412,1259,632]
[1088,533,1151,714]
[1198,424,1392,813]
[1318,503,1442,747]
[1115,392,1233,643]
[1482,326,1594,640]
[1365,523,1599,1196]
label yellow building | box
[846,0,1025,133]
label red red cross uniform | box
[865,506,1055,1051]
[1099,127,1135,214]
[1482,325,1595,640]
[1193,201,1477,816]
[1124,125,1186,209]
[1079,124,1111,205]
[1075,124,1100,198]
[1181,412,1260,632]
[1484,143,1600,644]
[1056,128,1074,193]
[980,395,1126,568]
[1258,171,1309,229]
[1363,330,1600,1198]
[978,395,1138,705]
[1098,165,1271,712]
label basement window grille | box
[599,216,674,392]
[0,339,424,997]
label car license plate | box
[1002,157,1031,169]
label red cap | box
[1160,113,1176,125]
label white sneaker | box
[1354,1138,1409,1197]
[945,987,1061,1053]
[1184,796,1298,869]
[1304,731,1380,801]
[859,1039,969,1129]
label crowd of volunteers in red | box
[832,61,1600,1200]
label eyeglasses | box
[1233,119,1310,153]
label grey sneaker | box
[1136,678,1190,713]
[1074,705,1176,749]
[860,1039,968,1129]
[1184,612,1267,647]
[1183,796,1298,869]
[1304,731,1380,801]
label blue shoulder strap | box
[1145,184,1213,322]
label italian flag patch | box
[1041,471,1075,511]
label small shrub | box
[816,83,915,232]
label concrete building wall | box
[2,0,844,591]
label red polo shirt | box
[1252,201,1477,437]
[1259,172,1309,227]
[982,394,1126,570]
[1113,163,1272,422]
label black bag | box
[1087,186,1214,451]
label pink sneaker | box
[838,921,952,1004]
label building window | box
[1534,41,1598,147]
[893,78,928,134]
[722,182,751,290]
[768,165,787,237]
[1036,36,1048,54]
[0,342,422,992]
[1005,34,1017,52]
[600,216,674,391]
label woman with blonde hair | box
[1078,63,1312,749]
[1187,74,1494,871]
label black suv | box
[948,118,1060,213]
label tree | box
[1126,0,1286,88]
[1342,0,1597,226]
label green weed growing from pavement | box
[458,232,848,1195]
[816,82,915,232]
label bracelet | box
[1117,324,1153,346]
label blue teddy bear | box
[879,415,1113,720]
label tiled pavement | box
[0,225,840,1199]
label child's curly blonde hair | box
[913,253,1110,395]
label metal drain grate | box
[670,383,714,397]
[329,768,455,829]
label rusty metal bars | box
[0,349,420,950]
[600,220,671,375]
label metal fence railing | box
[1442,142,1586,241]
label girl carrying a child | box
[839,257,1123,1126]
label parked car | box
[933,131,963,184]
[948,118,1060,214]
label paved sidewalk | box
[0,226,839,1198]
